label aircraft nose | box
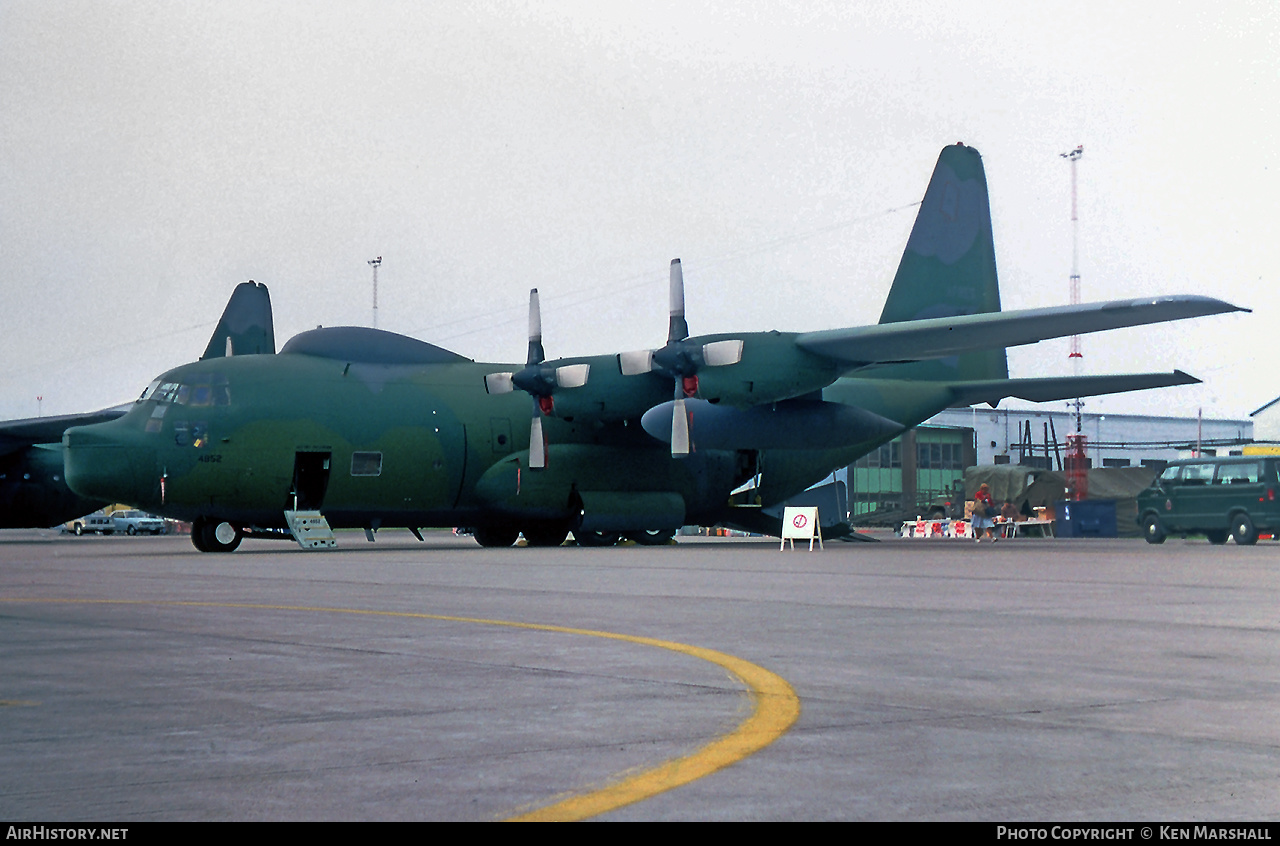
[63,424,151,504]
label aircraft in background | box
[0,281,276,530]
[0,407,127,528]
[60,144,1245,551]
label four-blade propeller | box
[483,289,589,469]
[619,259,743,456]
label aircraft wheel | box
[1142,514,1166,545]
[474,525,519,548]
[191,519,211,552]
[575,530,621,547]
[206,521,242,552]
[522,523,569,547]
[1205,529,1229,545]
[195,518,242,553]
[1231,513,1258,546]
[630,527,675,546]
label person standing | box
[972,482,997,542]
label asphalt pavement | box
[1,528,1277,821]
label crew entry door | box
[290,451,332,511]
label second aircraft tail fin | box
[200,280,276,359]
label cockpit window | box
[137,375,230,407]
[137,379,162,403]
[185,374,230,407]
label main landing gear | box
[471,524,676,548]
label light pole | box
[368,256,382,329]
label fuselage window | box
[351,452,383,477]
[145,404,168,433]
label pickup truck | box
[67,511,115,535]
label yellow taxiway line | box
[1,599,800,821]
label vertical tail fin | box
[200,280,275,359]
[875,143,1007,381]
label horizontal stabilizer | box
[797,296,1246,367]
[947,370,1201,408]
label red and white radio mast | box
[1061,146,1084,416]
[1060,145,1088,499]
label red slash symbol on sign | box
[792,514,807,529]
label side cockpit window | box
[184,374,231,407]
[137,380,162,403]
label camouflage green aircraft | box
[62,144,1243,551]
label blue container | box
[1054,499,1118,538]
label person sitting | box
[1000,500,1021,522]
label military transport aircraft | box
[60,144,1244,551]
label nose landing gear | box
[191,516,242,552]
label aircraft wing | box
[1250,395,1280,418]
[796,296,1246,367]
[0,405,130,458]
[945,371,1201,408]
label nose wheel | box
[191,517,243,552]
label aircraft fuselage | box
[62,350,902,538]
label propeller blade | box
[619,349,654,376]
[668,258,689,343]
[529,412,546,469]
[702,339,744,367]
[555,363,590,389]
[484,372,515,394]
[670,395,691,456]
[527,288,545,366]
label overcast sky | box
[1,1,1275,425]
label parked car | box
[1137,456,1280,545]
[111,510,168,535]
[66,511,115,535]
